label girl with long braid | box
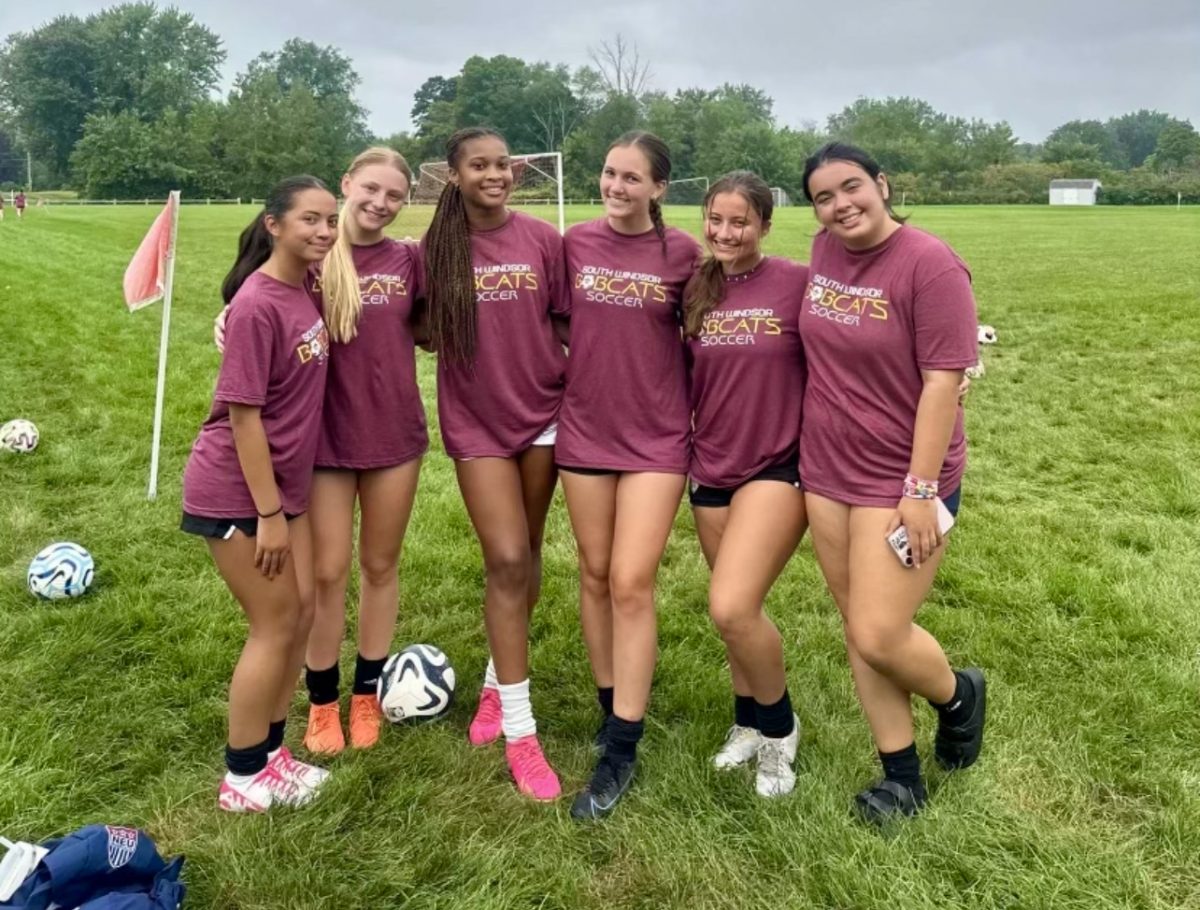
[422,127,568,801]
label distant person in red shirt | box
[683,171,809,799]
[557,131,701,820]
[0,194,5,220]
[799,142,984,826]
[14,191,25,218]
[423,127,568,803]
[182,176,337,813]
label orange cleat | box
[349,694,383,749]
[302,702,345,755]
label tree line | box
[2,4,1198,204]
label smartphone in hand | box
[887,498,956,567]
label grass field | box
[2,202,1199,909]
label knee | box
[485,549,531,594]
[359,553,398,590]
[313,555,350,591]
[579,558,611,600]
[845,617,899,671]
[609,568,653,615]
[708,590,756,641]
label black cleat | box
[593,717,610,755]
[853,778,927,827]
[934,667,987,771]
[570,755,635,820]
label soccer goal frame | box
[770,186,791,208]
[667,176,710,205]
[413,151,565,235]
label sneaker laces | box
[510,736,552,773]
[351,696,380,724]
[757,738,787,779]
[261,766,303,803]
[722,725,757,749]
[588,756,619,793]
[475,688,502,722]
[310,706,340,736]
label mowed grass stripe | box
[1,205,1198,909]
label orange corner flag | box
[123,192,180,311]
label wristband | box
[902,474,938,500]
[257,505,284,519]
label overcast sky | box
[3,1,1197,144]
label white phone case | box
[887,498,955,567]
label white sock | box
[224,770,257,786]
[483,657,498,691]
[498,679,536,740]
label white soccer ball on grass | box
[377,644,456,722]
[28,542,95,600]
[0,419,39,453]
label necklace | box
[723,255,766,284]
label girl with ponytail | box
[555,131,702,820]
[422,127,569,802]
[682,171,809,799]
[216,148,429,758]
[182,176,338,812]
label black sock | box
[306,663,340,705]
[267,719,286,753]
[604,714,644,765]
[734,694,757,729]
[930,670,975,726]
[597,686,614,717]
[755,690,795,739]
[225,738,269,777]
[353,654,387,696]
[879,743,925,797]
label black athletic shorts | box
[180,511,300,539]
[689,461,801,509]
[557,465,620,477]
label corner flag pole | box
[147,190,181,500]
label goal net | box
[666,177,709,206]
[411,151,565,234]
[770,186,792,208]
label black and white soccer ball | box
[1,419,39,453]
[28,542,94,599]
[377,644,456,722]
[978,325,997,344]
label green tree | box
[562,93,640,196]
[0,4,224,182]
[220,40,369,198]
[1146,121,1200,172]
[0,15,99,178]
[89,3,223,120]
[1041,119,1124,168]
[411,75,458,133]
[1106,110,1184,169]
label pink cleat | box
[469,687,503,746]
[218,764,311,813]
[505,734,561,801]
[268,746,330,794]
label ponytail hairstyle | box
[322,146,414,343]
[424,126,507,366]
[609,130,672,254]
[221,174,330,304]
[801,141,906,224]
[683,171,774,338]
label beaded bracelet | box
[902,473,939,500]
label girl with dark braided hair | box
[554,131,702,820]
[421,127,569,802]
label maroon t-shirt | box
[556,220,701,473]
[183,271,330,517]
[424,212,568,459]
[687,257,809,489]
[312,239,427,469]
[799,225,977,507]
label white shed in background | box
[1049,179,1101,205]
